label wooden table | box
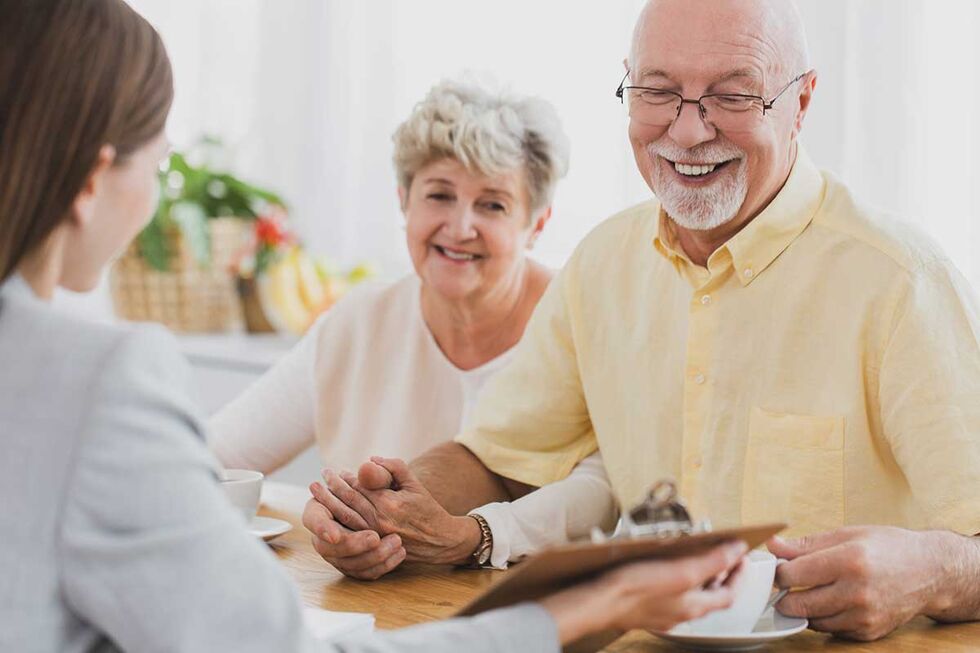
[262,498,980,652]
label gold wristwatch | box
[467,513,493,567]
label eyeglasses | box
[615,70,809,133]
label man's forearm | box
[403,442,541,565]
[925,531,980,623]
[410,442,516,515]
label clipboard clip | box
[591,480,712,543]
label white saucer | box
[250,516,292,542]
[653,609,808,651]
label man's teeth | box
[674,162,719,176]
[441,247,477,261]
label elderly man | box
[305,0,980,641]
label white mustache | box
[647,141,744,165]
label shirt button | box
[693,457,703,469]
[700,294,712,305]
[743,268,754,278]
[694,373,706,385]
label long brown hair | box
[0,0,173,283]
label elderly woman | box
[211,80,622,579]
[210,80,569,474]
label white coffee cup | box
[675,550,784,635]
[219,469,264,523]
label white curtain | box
[797,0,980,285]
[63,0,980,316]
[126,0,651,276]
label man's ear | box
[793,71,817,137]
[70,144,116,228]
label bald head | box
[629,0,809,83]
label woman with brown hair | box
[0,1,746,651]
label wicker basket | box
[110,217,248,332]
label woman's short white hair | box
[393,77,570,212]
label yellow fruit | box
[257,253,313,334]
[293,249,326,312]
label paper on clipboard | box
[457,522,785,617]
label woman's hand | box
[301,490,407,581]
[306,457,483,577]
[538,540,747,644]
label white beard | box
[646,138,749,231]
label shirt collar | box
[0,273,40,303]
[653,147,826,287]
[653,214,710,287]
[652,212,685,262]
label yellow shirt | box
[457,150,980,537]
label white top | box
[210,275,515,474]
[210,274,618,567]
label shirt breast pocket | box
[741,407,845,537]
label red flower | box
[255,212,289,247]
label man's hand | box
[301,485,406,580]
[321,456,483,565]
[768,526,972,641]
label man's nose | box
[668,101,717,150]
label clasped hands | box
[302,456,482,579]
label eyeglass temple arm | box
[615,69,631,101]
[763,71,809,110]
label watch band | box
[467,513,493,567]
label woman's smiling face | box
[403,157,541,303]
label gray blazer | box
[0,276,557,653]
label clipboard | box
[457,522,785,616]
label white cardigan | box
[210,274,617,567]
[210,275,515,474]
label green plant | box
[137,140,287,271]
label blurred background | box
[63,0,980,319]
[54,1,980,481]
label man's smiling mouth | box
[663,156,737,178]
